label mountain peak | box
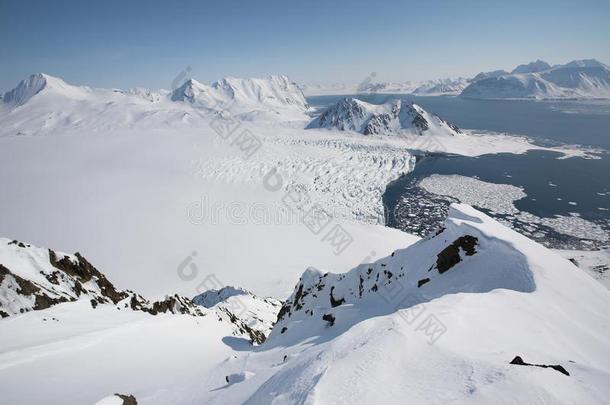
[307,97,460,137]
[3,73,85,106]
[511,59,551,74]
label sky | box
[1,0,610,92]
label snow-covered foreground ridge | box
[1,205,610,403]
[213,204,610,404]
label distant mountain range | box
[0,73,310,136]
[462,59,610,99]
[303,59,610,99]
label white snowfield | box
[1,205,609,404]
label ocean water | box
[306,94,610,249]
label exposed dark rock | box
[8,240,27,248]
[281,327,287,334]
[322,313,335,326]
[329,286,345,307]
[48,250,128,304]
[418,278,430,288]
[509,356,570,376]
[115,393,138,405]
[436,235,478,274]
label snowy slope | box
[462,59,610,99]
[511,59,552,74]
[0,237,283,345]
[206,204,610,404]
[302,78,468,96]
[307,97,461,136]
[194,286,282,343]
[411,77,470,96]
[471,69,510,82]
[0,73,309,137]
[170,75,309,120]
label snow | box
[307,97,462,136]
[554,247,610,289]
[0,301,237,404]
[511,59,552,74]
[170,74,309,121]
[462,59,610,99]
[0,73,596,301]
[202,204,610,404]
[301,77,468,97]
[3,204,609,404]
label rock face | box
[462,59,610,99]
[307,98,460,137]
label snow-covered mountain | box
[411,77,470,95]
[0,237,205,318]
[303,78,469,96]
[307,97,461,136]
[2,73,90,106]
[462,59,610,99]
[193,286,281,344]
[3,203,610,403]
[471,69,510,82]
[226,203,610,403]
[511,59,552,74]
[0,237,280,344]
[0,73,309,137]
[170,74,309,118]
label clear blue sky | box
[1,0,610,92]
